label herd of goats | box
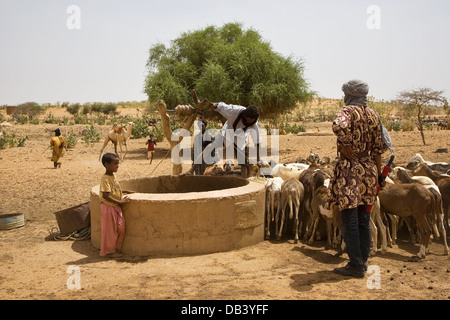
[204,153,450,260]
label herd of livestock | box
[210,153,450,259]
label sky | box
[0,0,449,105]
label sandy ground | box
[0,107,449,302]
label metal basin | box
[0,213,25,230]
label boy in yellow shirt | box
[99,153,134,257]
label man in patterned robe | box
[326,79,387,278]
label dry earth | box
[0,107,449,303]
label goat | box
[377,177,401,248]
[413,163,450,236]
[409,153,450,174]
[389,167,437,244]
[306,152,320,164]
[264,177,284,240]
[386,167,448,252]
[306,171,343,250]
[369,197,388,255]
[413,163,450,183]
[203,163,261,178]
[275,178,305,243]
[397,167,446,238]
[270,163,309,181]
[203,163,226,176]
[436,179,450,234]
[378,182,443,258]
[298,163,322,241]
[308,185,387,255]
[331,197,388,255]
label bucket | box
[0,213,25,230]
[54,202,90,236]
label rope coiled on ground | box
[50,226,91,241]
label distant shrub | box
[82,124,101,146]
[44,113,60,124]
[16,115,28,124]
[82,104,91,115]
[0,132,27,149]
[30,117,40,125]
[149,122,165,142]
[283,122,306,134]
[91,103,103,113]
[387,121,402,132]
[13,102,44,119]
[16,135,28,147]
[66,130,78,148]
[66,103,81,115]
[95,114,106,125]
[131,117,151,139]
[0,131,16,149]
[423,122,432,130]
[401,121,415,132]
[101,103,118,116]
[74,114,90,125]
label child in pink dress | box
[99,153,134,257]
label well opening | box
[119,175,249,194]
[90,175,265,256]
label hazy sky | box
[0,0,449,105]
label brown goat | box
[203,163,260,178]
[379,183,440,258]
[298,163,321,241]
[437,179,450,235]
[412,163,450,237]
[275,178,305,243]
[308,183,342,250]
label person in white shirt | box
[184,102,262,178]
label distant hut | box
[6,106,16,115]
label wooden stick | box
[191,89,200,105]
[191,89,210,110]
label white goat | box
[271,163,309,181]
[264,177,284,240]
[369,197,388,255]
[409,153,450,174]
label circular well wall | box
[90,175,265,256]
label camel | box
[99,122,134,161]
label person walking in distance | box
[146,135,157,164]
[50,128,67,169]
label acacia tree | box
[144,23,314,116]
[13,102,44,120]
[397,87,448,145]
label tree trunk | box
[417,108,426,145]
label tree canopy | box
[144,23,314,116]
